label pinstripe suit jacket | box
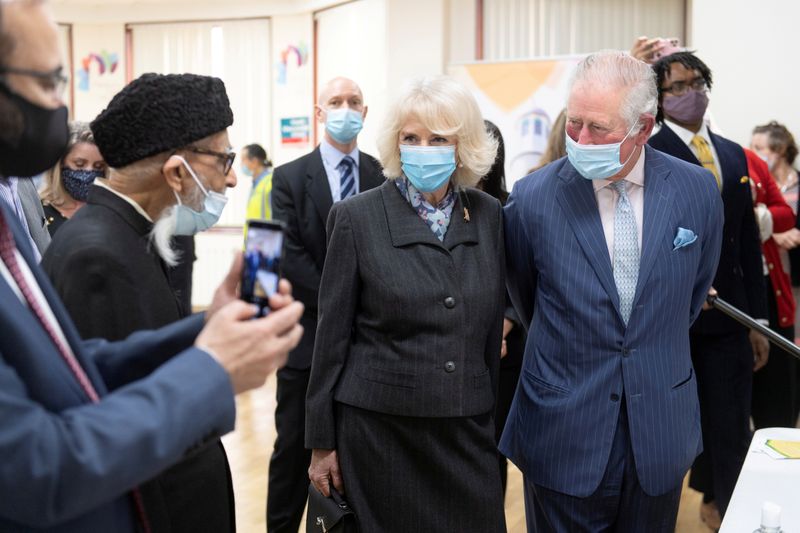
[305,181,505,449]
[500,146,723,497]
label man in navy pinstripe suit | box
[501,51,724,531]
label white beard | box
[149,205,180,267]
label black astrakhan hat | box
[91,73,234,168]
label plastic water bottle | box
[753,501,782,533]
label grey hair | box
[569,50,658,129]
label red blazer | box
[745,148,796,327]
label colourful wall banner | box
[280,116,310,145]
[449,57,582,188]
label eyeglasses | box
[662,77,707,96]
[188,146,236,176]
[0,66,69,97]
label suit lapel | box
[555,164,621,318]
[443,192,479,250]
[358,152,385,192]
[0,202,97,400]
[306,148,334,226]
[708,131,740,202]
[632,146,674,310]
[657,126,700,166]
[381,181,447,249]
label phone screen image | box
[242,220,285,317]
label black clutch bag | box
[306,483,357,533]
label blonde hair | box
[39,121,96,207]
[536,109,568,170]
[377,76,497,188]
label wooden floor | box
[222,375,711,533]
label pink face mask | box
[662,90,709,124]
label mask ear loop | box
[172,154,210,196]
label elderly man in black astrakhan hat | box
[42,72,239,533]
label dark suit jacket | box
[0,201,235,532]
[41,185,234,532]
[305,181,505,449]
[501,147,723,497]
[271,146,384,369]
[649,126,767,335]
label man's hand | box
[773,228,800,250]
[196,280,304,394]
[206,252,244,323]
[309,449,344,497]
[750,330,770,372]
[702,287,718,311]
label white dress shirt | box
[593,147,646,262]
[663,120,723,189]
[319,138,360,202]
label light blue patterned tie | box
[339,156,355,200]
[611,180,639,325]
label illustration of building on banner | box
[76,50,119,92]
[276,42,309,85]
[281,117,310,146]
[449,57,582,186]
[513,108,552,178]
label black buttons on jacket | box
[621,348,630,357]
[444,297,456,309]
[444,361,456,373]
[610,393,620,402]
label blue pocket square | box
[673,227,697,250]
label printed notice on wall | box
[280,117,310,146]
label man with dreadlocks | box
[649,51,768,529]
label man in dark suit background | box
[0,3,303,531]
[268,76,384,532]
[648,51,769,528]
[42,73,241,532]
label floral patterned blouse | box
[395,177,455,241]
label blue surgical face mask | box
[241,164,253,178]
[325,108,363,144]
[400,145,457,193]
[565,122,639,180]
[172,156,228,236]
[61,168,104,201]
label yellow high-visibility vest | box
[246,171,273,220]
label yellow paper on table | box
[765,440,800,459]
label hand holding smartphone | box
[241,219,286,317]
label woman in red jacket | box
[745,147,799,429]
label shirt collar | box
[320,137,360,168]
[93,180,153,222]
[0,176,19,194]
[664,119,712,148]
[592,146,646,192]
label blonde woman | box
[39,121,105,235]
[306,76,506,532]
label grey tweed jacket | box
[305,180,505,449]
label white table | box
[720,427,800,532]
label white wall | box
[690,0,800,147]
[271,13,315,166]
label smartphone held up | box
[241,219,286,317]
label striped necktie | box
[691,135,722,190]
[339,156,355,200]
[611,180,639,325]
[0,209,152,533]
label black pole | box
[707,294,800,361]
